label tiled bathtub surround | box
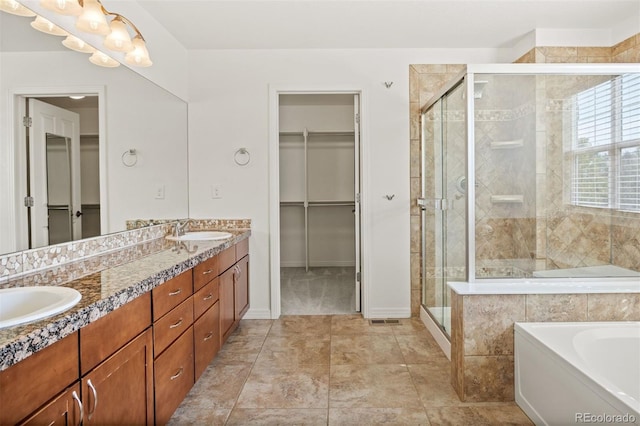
[449,286,640,402]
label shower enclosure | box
[420,64,640,336]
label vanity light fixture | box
[30,14,67,35]
[103,15,132,51]
[40,0,82,16]
[89,50,119,67]
[75,0,109,35]
[0,0,35,16]
[62,34,95,53]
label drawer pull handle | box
[87,379,98,420]
[170,367,184,380]
[203,293,214,301]
[168,288,182,296]
[202,269,215,275]
[204,332,214,341]
[72,390,84,426]
[169,318,184,329]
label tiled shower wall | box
[410,33,640,315]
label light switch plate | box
[211,184,222,199]
[155,184,165,199]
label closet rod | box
[308,202,355,207]
[279,131,355,137]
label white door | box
[29,99,81,247]
[353,94,361,312]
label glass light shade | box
[31,15,67,36]
[104,18,133,52]
[62,34,95,53]
[124,35,152,67]
[0,0,36,16]
[89,50,119,67]
[76,0,110,35]
[40,0,81,16]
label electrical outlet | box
[155,184,165,199]
[211,184,222,199]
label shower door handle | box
[417,198,453,211]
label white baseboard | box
[243,308,272,320]
[280,260,356,268]
[367,307,411,319]
[420,305,451,360]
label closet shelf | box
[280,200,355,207]
[280,131,355,137]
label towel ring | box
[122,149,137,167]
[234,148,250,166]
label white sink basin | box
[0,286,82,329]
[166,231,233,241]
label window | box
[570,73,640,212]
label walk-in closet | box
[279,93,361,315]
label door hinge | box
[24,196,34,207]
[356,272,361,282]
[23,116,32,127]
[356,193,361,203]
[355,113,360,124]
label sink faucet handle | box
[174,219,193,236]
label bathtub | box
[515,322,640,426]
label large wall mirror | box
[0,11,189,256]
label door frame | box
[9,86,106,251]
[268,85,371,319]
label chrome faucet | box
[174,219,193,237]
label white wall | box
[187,48,501,319]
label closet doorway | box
[278,93,361,315]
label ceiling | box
[135,0,640,50]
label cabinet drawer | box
[153,270,193,321]
[80,293,151,374]
[154,327,195,426]
[154,297,194,356]
[218,246,236,273]
[19,383,82,426]
[193,277,219,320]
[194,302,220,380]
[193,255,218,291]
[235,238,249,260]
[0,332,79,425]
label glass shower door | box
[421,81,467,337]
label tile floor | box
[169,315,533,425]
[280,267,357,315]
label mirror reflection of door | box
[27,98,92,248]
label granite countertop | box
[0,230,250,371]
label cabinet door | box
[20,383,82,426]
[219,266,235,341]
[234,255,249,319]
[194,301,220,380]
[82,329,154,425]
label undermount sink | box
[0,286,82,329]
[166,231,233,241]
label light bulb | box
[76,0,110,35]
[0,0,36,16]
[104,17,133,52]
[89,51,119,68]
[124,35,152,67]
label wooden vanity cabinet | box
[193,278,220,380]
[219,240,250,345]
[19,383,82,426]
[0,332,79,425]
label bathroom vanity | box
[0,225,250,425]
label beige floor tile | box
[235,319,273,336]
[330,364,423,408]
[391,317,432,335]
[331,314,394,335]
[408,361,464,407]
[425,406,491,426]
[214,334,267,364]
[167,407,230,426]
[396,333,445,363]
[255,335,331,366]
[473,404,534,425]
[269,315,332,337]
[236,364,330,408]
[331,333,405,364]
[329,407,431,425]
[226,408,328,425]
[426,405,533,426]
